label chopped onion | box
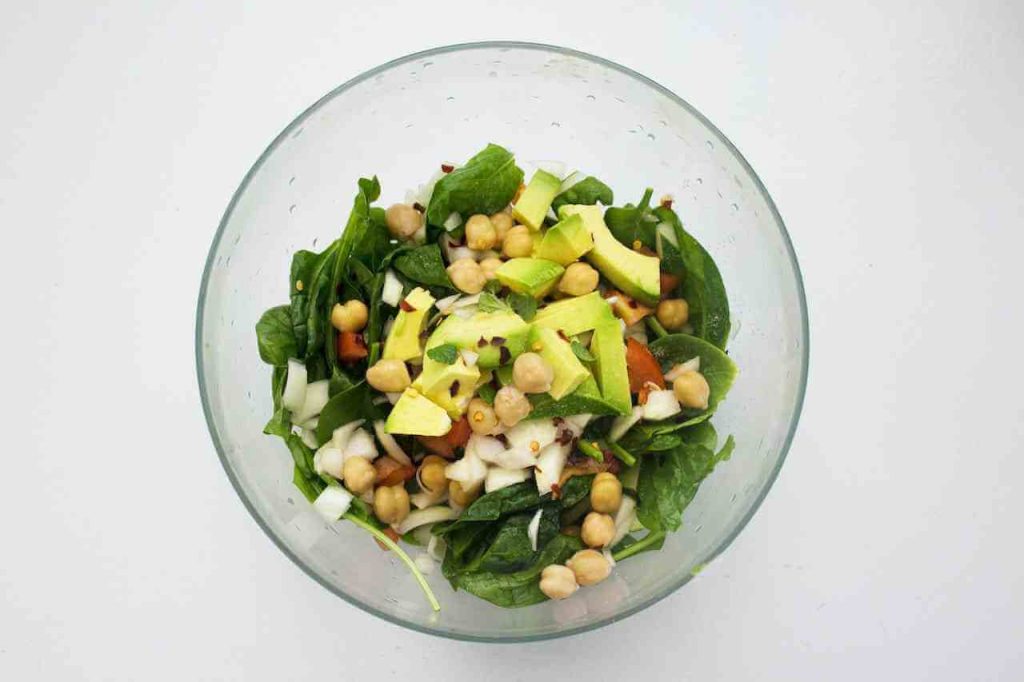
[657,221,679,248]
[545,207,558,222]
[452,307,474,319]
[313,486,353,521]
[505,420,558,451]
[453,293,481,308]
[664,358,701,382]
[468,434,507,463]
[527,508,543,551]
[609,496,637,548]
[427,535,446,562]
[605,295,619,306]
[534,442,569,494]
[484,445,537,470]
[313,445,344,479]
[331,420,365,452]
[299,428,319,449]
[411,524,434,547]
[603,549,617,567]
[642,390,682,421]
[283,359,307,413]
[436,293,461,313]
[414,553,436,575]
[563,414,592,435]
[411,488,447,510]
[532,159,567,178]
[382,270,403,307]
[344,429,379,460]
[485,466,531,493]
[396,506,458,535]
[460,349,479,367]
[373,421,411,465]
[609,405,645,442]
[443,212,462,232]
[558,170,584,194]
[385,392,402,405]
[297,417,318,431]
[292,379,329,424]
[445,449,488,489]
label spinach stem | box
[344,512,441,612]
[605,440,637,467]
[577,440,604,463]
[367,341,381,366]
[613,530,666,561]
[645,316,669,339]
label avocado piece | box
[535,213,594,265]
[412,356,481,419]
[528,326,591,400]
[589,321,632,415]
[495,258,565,298]
[512,170,561,231]
[428,311,530,369]
[532,291,615,336]
[559,205,660,306]
[382,288,435,362]
[385,388,453,436]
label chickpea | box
[449,479,481,507]
[558,262,599,297]
[479,257,503,281]
[513,352,554,394]
[502,225,533,258]
[490,212,513,241]
[447,258,487,294]
[330,299,369,333]
[384,203,423,240]
[590,472,623,514]
[418,455,448,494]
[366,359,411,393]
[373,484,410,525]
[465,214,498,251]
[493,385,532,427]
[673,371,710,410]
[656,298,690,331]
[567,549,612,586]
[539,564,579,600]
[581,512,616,548]
[467,398,499,435]
[343,456,376,495]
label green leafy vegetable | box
[636,435,735,532]
[473,505,560,573]
[618,419,719,455]
[426,144,524,226]
[426,343,459,365]
[477,291,511,314]
[255,306,298,367]
[438,482,543,534]
[315,381,379,445]
[392,244,455,290]
[476,382,497,404]
[570,339,595,362]
[288,249,320,357]
[558,474,594,508]
[648,333,738,427]
[507,292,537,321]
[551,176,614,212]
[263,366,291,438]
[604,188,656,249]
[527,376,620,419]
[612,530,666,561]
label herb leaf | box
[507,292,537,321]
[570,339,595,362]
[426,144,524,226]
[551,175,614,212]
[426,343,459,365]
[478,291,512,314]
[255,305,297,366]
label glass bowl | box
[196,41,808,641]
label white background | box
[2,1,1022,680]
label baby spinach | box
[263,366,291,438]
[478,291,511,313]
[292,465,325,503]
[426,343,459,365]
[473,504,560,573]
[604,188,656,249]
[295,243,340,366]
[648,333,738,427]
[618,420,718,455]
[636,435,735,532]
[438,482,543,533]
[426,144,524,226]
[255,305,297,367]
[392,244,454,290]
[288,249,320,357]
[527,376,620,420]
[558,474,595,509]
[551,176,613,212]
[315,381,379,445]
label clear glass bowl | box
[196,42,808,641]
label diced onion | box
[298,417,318,431]
[642,390,682,421]
[505,420,558,451]
[485,467,531,493]
[436,293,461,313]
[657,221,679,248]
[609,405,644,442]
[453,293,481,308]
[313,486,353,521]
[468,435,507,464]
[313,446,344,479]
[452,307,474,319]
[293,379,329,424]
[385,392,402,405]
[411,488,447,510]
[373,421,411,465]
[443,212,462,232]
[427,535,446,562]
[396,506,458,535]
[562,414,592,435]
[609,496,637,548]
[664,358,701,382]
[344,429,379,460]
[527,508,543,551]
[299,428,319,449]
[558,170,584,194]
[445,449,488,489]
[534,443,569,494]
[331,420,365,452]
[460,349,479,367]
[382,270,403,307]
[414,553,436,575]
[283,359,308,413]
[486,445,538,470]
[532,159,567,178]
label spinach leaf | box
[299,244,340,365]
[558,474,594,508]
[285,432,318,482]
[636,435,735,532]
[452,534,584,608]
[604,188,656,249]
[426,343,459,365]
[476,382,497,404]
[654,206,731,349]
[438,482,544,534]
[255,305,297,367]
[392,244,455,290]
[289,249,320,357]
[263,366,291,438]
[315,381,379,445]
[618,420,718,455]
[527,376,620,420]
[473,505,560,573]
[508,292,537,321]
[570,339,595,363]
[292,465,325,503]
[611,530,666,561]
[551,176,614,212]
[648,333,738,427]
[426,144,524,226]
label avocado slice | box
[589,321,632,415]
[385,388,453,436]
[495,258,564,298]
[382,288,435,362]
[412,356,481,419]
[428,311,530,369]
[535,213,594,265]
[528,326,591,400]
[532,291,615,336]
[512,170,561,231]
[559,204,660,306]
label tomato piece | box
[604,290,652,327]
[337,331,368,364]
[376,526,401,551]
[660,272,680,296]
[445,416,472,449]
[416,435,455,459]
[374,456,415,486]
[626,337,665,394]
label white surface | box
[2,1,1022,679]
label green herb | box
[426,144,524,227]
[606,440,637,467]
[551,176,614,212]
[477,291,512,313]
[255,306,298,367]
[476,382,497,404]
[604,188,656,249]
[570,339,595,362]
[426,343,459,365]
[577,439,604,463]
[507,292,537,321]
[648,333,738,427]
[392,244,455,290]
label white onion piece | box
[293,379,329,424]
[505,420,558,451]
[609,496,637,548]
[603,549,617,567]
[331,420,365,453]
[534,442,569,494]
[411,488,448,510]
[468,435,506,463]
[453,293,481,308]
[527,508,544,551]
[642,390,682,421]
[657,221,679,248]
[313,446,344,479]
[411,524,435,547]
[558,170,584,194]
[298,417,318,431]
[487,445,538,469]
[382,270,403,307]
[436,293,461,313]
[609,405,644,442]
[605,296,619,306]
[395,506,458,535]
[427,535,446,562]
[546,207,558,222]
[313,486,353,521]
[344,429,379,460]
[452,307,474,319]
[563,414,593,435]
[385,392,402,405]
[532,159,567,179]
[373,420,411,465]
[445,450,488,489]
[443,212,462,232]
[485,466,531,493]
[414,553,436,575]
[664,358,701,382]
[299,428,319,449]
[460,349,479,367]
[283,359,307,413]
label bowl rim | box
[196,40,809,643]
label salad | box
[255,143,736,610]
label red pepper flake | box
[490,336,506,346]
[499,346,511,364]
[413,202,425,213]
[550,482,563,499]
[399,300,415,312]
[441,163,454,173]
[556,428,574,446]
[556,329,570,342]
[495,433,509,447]
[477,337,488,348]
[449,380,460,397]
[627,299,638,309]
[660,196,673,209]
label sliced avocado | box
[532,291,615,336]
[412,356,481,419]
[428,311,529,369]
[528,326,591,400]
[559,205,660,306]
[385,388,453,436]
[589,321,632,415]
[535,213,594,265]
[495,258,564,298]
[382,288,435,362]
[512,170,561,231]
